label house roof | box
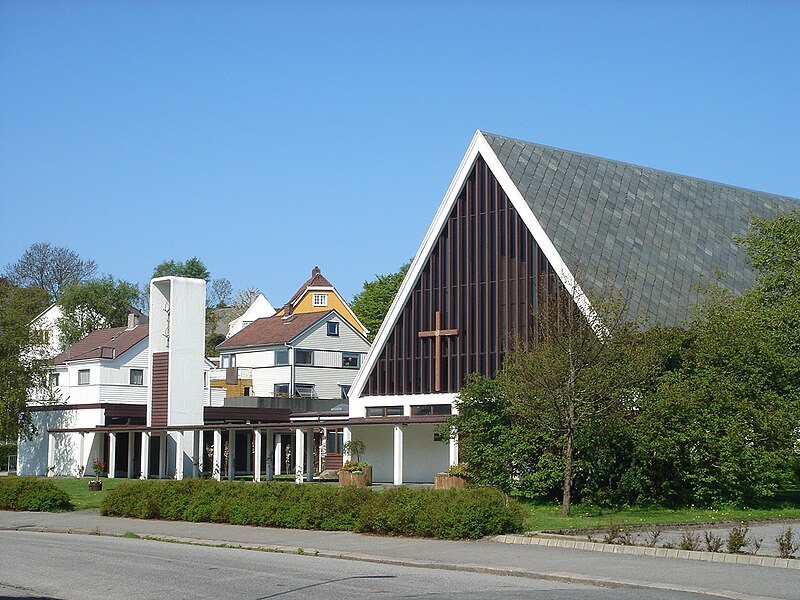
[52,324,148,365]
[482,132,799,325]
[217,311,333,350]
[286,266,334,306]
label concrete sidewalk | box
[0,510,796,600]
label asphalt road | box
[0,530,711,600]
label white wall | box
[252,366,291,396]
[349,423,450,483]
[17,407,104,476]
[350,393,457,420]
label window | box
[33,330,51,345]
[411,404,452,416]
[130,369,144,386]
[274,383,290,396]
[275,348,289,365]
[78,369,90,385]
[49,373,60,387]
[366,406,403,418]
[221,354,236,368]
[242,321,253,328]
[294,383,316,398]
[326,429,343,454]
[312,293,328,307]
[243,386,251,397]
[342,352,360,369]
[295,349,313,365]
[340,385,351,399]
[327,321,339,336]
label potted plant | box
[435,463,470,490]
[339,440,371,486]
[88,458,105,491]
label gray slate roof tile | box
[482,132,799,325]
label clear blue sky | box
[2,1,799,306]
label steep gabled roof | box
[349,130,799,401]
[217,311,331,350]
[482,132,798,325]
[286,267,334,306]
[52,324,148,365]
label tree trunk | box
[561,428,573,517]
[561,362,577,517]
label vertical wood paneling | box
[150,352,169,428]
[364,157,564,395]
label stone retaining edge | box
[492,534,800,569]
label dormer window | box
[312,293,328,307]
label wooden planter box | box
[435,474,466,490]
[88,480,103,492]
[339,465,372,487]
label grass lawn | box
[524,491,800,531]
[50,477,132,511]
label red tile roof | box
[52,325,149,364]
[286,266,334,306]
[217,311,330,350]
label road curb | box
[493,534,800,570]
[5,525,789,600]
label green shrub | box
[101,480,524,539]
[0,477,72,511]
[0,444,16,470]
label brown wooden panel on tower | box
[151,351,169,427]
[364,157,564,396]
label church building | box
[344,130,798,484]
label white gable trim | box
[349,131,601,403]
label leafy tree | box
[0,280,52,441]
[738,210,800,301]
[500,288,664,515]
[630,211,800,506]
[152,257,211,282]
[56,277,144,348]
[351,262,410,341]
[3,242,97,301]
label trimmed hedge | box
[101,480,524,539]
[0,477,73,511]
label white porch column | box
[393,425,404,486]
[305,427,314,483]
[342,427,352,462]
[140,432,150,480]
[212,429,222,481]
[449,437,459,467]
[265,430,275,481]
[253,429,262,483]
[47,433,55,477]
[273,435,282,476]
[294,428,304,484]
[77,432,85,478]
[127,433,135,478]
[158,433,166,479]
[192,431,200,478]
[227,429,236,481]
[175,432,184,480]
[108,432,117,479]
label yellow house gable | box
[275,267,368,335]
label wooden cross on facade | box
[418,311,459,392]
